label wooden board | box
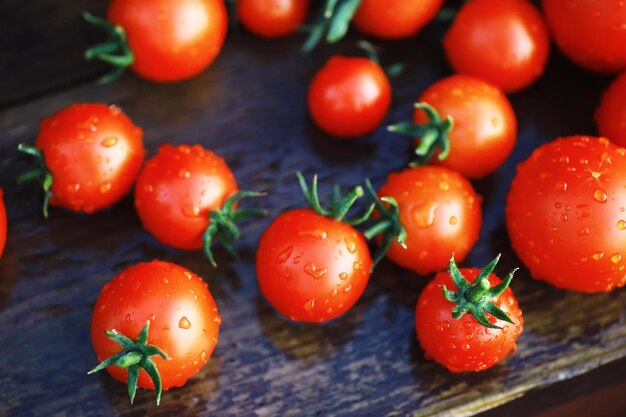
[1,2,625,416]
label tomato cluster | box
[4,0,626,407]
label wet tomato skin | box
[443,0,550,92]
[308,56,391,139]
[415,268,523,373]
[506,136,626,292]
[108,0,228,82]
[91,260,220,390]
[378,167,482,275]
[35,103,145,214]
[256,208,372,322]
[134,144,238,251]
[596,73,626,147]
[237,0,309,38]
[0,189,6,258]
[353,0,444,39]
[415,75,517,179]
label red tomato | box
[256,208,372,322]
[443,0,550,92]
[353,0,444,39]
[596,73,626,147]
[543,0,626,73]
[107,0,228,81]
[237,0,309,38]
[506,136,626,292]
[135,144,237,251]
[31,103,144,215]
[0,189,6,258]
[413,74,517,178]
[308,56,391,139]
[415,256,523,373]
[90,260,220,403]
[375,166,482,275]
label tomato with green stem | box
[89,260,220,404]
[506,135,626,292]
[596,72,626,147]
[443,0,550,93]
[134,144,265,266]
[84,0,228,83]
[0,189,6,258]
[237,0,309,38]
[364,166,482,274]
[17,103,144,217]
[256,173,374,323]
[415,255,523,373]
[389,74,517,179]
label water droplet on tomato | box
[277,245,293,263]
[125,313,133,324]
[178,316,192,329]
[67,183,80,193]
[214,315,222,325]
[449,216,458,225]
[293,256,302,264]
[345,239,356,253]
[412,198,438,228]
[178,169,191,179]
[438,181,449,191]
[612,253,622,264]
[101,136,118,148]
[561,213,568,222]
[578,227,590,236]
[330,288,338,297]
[304,262,327,279]
[592,252,604,261]
[594,188,608,203]
[148,314,156,321]
[304,298,315,313]
[343,284,352,293]
[339,272,348,280]
[183,204,200,217]
[99,182,112,194]
[298,229,327,239]
[183,271,192,279]
[556,181,568,191]
[353,261,363,271]
[618,220,626,230]
[200,350,207,361]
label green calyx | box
[16,144,53,218]
[296,172,374,226]
[203,191,267,267]
[387,102,454,167]
[356,40,406,80]
[88,321,169,405]
[302,0,363,52]
[362,179,407,269]
[441,254,517,330]
[83,12,134,84]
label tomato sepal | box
[88,321,169,405]
[302,0,363,51]
[356,40,405,80]
[203,190,267,267]
[388,102,454,166]
[441,254,516,329]
[16,144,53,218]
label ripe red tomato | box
[308,56,391,139]
[415,256,523,373]
[353,0,444,39]
[237,0,309,38]
[443,0,550,92]
[0,189,6,258]
[506,136,626,292]
[24,103,144,215]
[90,260,220,404]
[596,73,626,147]
[106,0,228,81]
[372,166,482,275]
[543,0,626,73]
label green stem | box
[302,0,363,52]
[16,144,54,218]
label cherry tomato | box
[415,256,523,373]
[353,0,444,39]
[374,166,482,275]
[26,103,144,215]
[543,0,626,73]
[90,260,220,404]
[506,136,626,292]
[413,74,517,179]
[107,0,228,81]
[308,56,391,139]
[237,0,309,38]
[0,189,6,258]
[443,0,550,92]
[596,73,626,147]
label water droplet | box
[277,245,293,263]
[578,227,590,236]
[304,298,315,313]
[343,284,352,293]
[461,343,470,352]
[601,152,613,164]
[183,271,193,280]
[67,183,80,193]
[331,288,338,297]
[183,204,200,217]
[304,262,327,279]
[200,350,207,361]
[99,182,112,193]
[594,188,608,203]
[101,136,118,148]
[561,213,568,222]
[353,261,362,271]
[618,220,626,230]
[345,239,356,253]
[178,169,191,179]
[298,229,327,239]
[125,313,133,324]
[178,316,192,329]
[592,252,604,261]
[556,181,568,191]
[449,216,458,225]
[293,256,302,264]
[339,272,348,280]
[559,155,570,163]
[412,198,438,228]
[438,181,450,191]
[214,315,222,325]
[148,314,156,321]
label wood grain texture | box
[0,2,625,416]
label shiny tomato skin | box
[256,208,372,322]
[308,56,392,139]
[415,75,517,179]
[107,0,228,82]
[596,73,626,147]
[237,0,309,38]
[91,260,220,390]
[0,189,6,258]
[415,268,523,373]
[353,0,444,39]
[542,0,626,73]
[35,103,145,214]
[378,167,482,275]
[506,136,626,292]
[443,0,550,92]
[135,144,238,251]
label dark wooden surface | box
[1,1,626,416]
